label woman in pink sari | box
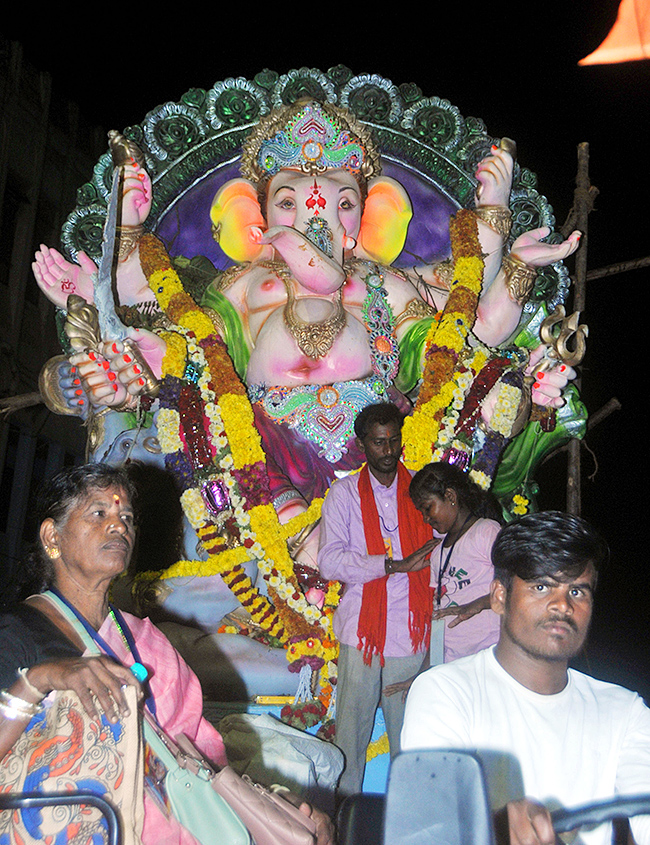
[0,464,331,844]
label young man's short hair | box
[492,510,609,592]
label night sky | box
[7,1,650,696]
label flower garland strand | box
[140,234,340,672]
[155,331,288,641]
[402,209,527,489]
[402,209,486,470]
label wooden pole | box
[586,255,650,281]
[566,142,592,515]
[0,392,43,416]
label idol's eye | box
[339,197,356,210]
[276,197,295,211]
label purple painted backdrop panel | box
[383,161,457,269]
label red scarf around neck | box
[357,462,433,666]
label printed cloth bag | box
[29,593,316,845]
[0,685,144,845]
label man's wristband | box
[385,556,394,575]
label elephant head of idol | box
[210,100,413,293]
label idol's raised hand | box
[475,144,515,208]
[511,227,581,267]
[32,245,98,309]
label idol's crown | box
[240,100,380,182]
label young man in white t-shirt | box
[402,510,650,845]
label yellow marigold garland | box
[403,210,485,470]
[366,733,390,762]
[512,493,530,515]
[139,233,339,665]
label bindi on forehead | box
[84,486,130,508]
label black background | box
[7,0,649,697]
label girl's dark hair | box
[12,464,136,604]
[409,461,499,520]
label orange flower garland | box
[402,209,486,470]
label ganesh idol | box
[33,100,579,585]
[203,102,579,511]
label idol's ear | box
[210,179,271,263]
[355,177,413,265]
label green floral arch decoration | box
[61,65,571,335]
[58,66,585,519]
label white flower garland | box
[162,325,334,636]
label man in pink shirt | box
[318,403,437,796]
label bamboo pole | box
[586,255,650,281]
[566,142,592,515]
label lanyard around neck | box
[436,514,472,609]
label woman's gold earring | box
[46,547,61,560]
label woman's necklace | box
[50,587,156,716]
[108,606,149,684]
[107,605,157,718]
